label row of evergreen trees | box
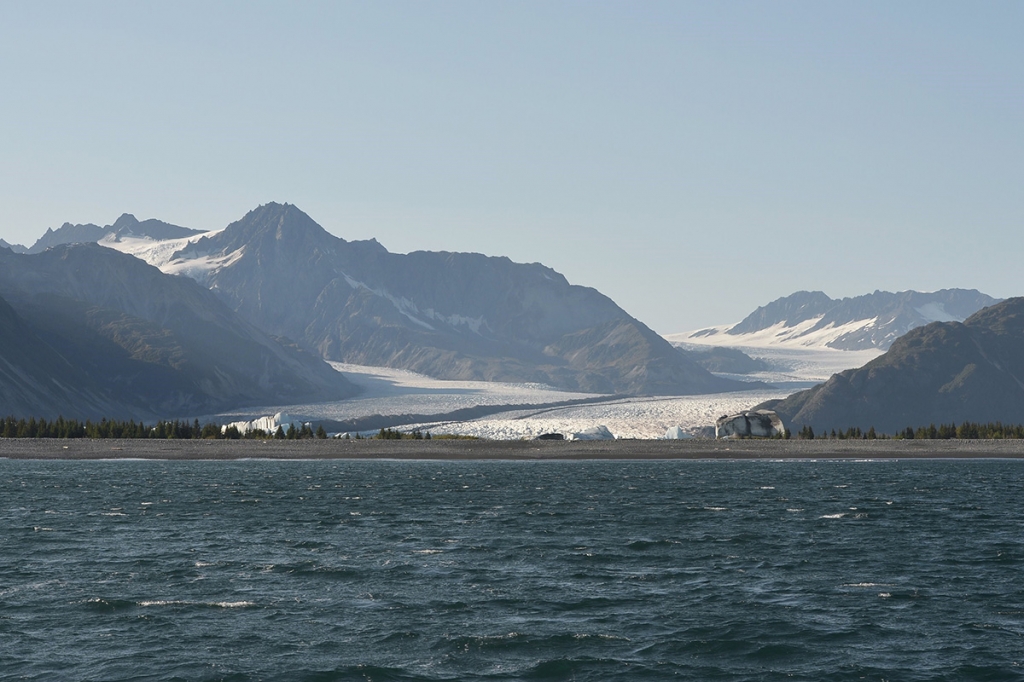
[0,416,329,440]
[795,422,1024,440]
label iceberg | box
[223,412,305,435]
[570,425,614,441]
[663,426,693,440]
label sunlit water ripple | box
[2,458,1023,681]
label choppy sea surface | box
[2,459,1023,681]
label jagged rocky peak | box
[228,203,344,245]
[728,291,834,334]
[236,202,328,239]
[110,213,140,232]
[0,238,28,254]
[686,288,1001,352]
[178,202,386,260]
[26,213,202,253]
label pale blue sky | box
[1,1,1020,332]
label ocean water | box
[2,459,1023,681]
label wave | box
[627,539,681,550]
[82,597,255,610]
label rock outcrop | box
[715,410,785,438]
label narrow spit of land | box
[4,438,1024,460]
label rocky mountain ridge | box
[18,213,204,254]
[107,202,746,396]
[683,289,999,351]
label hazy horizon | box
[2,1,1020,333]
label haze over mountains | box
[5,201,1020,433]
[5,213,203,254]
[0,202,751,419]
[764,297,1024,434]
[0,243,357,419]
[108,203,743,396]
[678,289,1000,351]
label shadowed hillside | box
[764,298,1024,433]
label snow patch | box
[342,275,436,330]
[98,230,229,281]
[423,309,488,334]
[670,317,880,350]
[340,274,490,335]
[665,320,883,387]
[162,246,245,285]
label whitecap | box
[138,599,254,608]
[819,513,846,519]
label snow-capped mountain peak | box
[669,289,1000,352]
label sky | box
[0,1,1021,333]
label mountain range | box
[8,202,1018,431]
[0,203,750,419]
[107,203,743,396]
[4,213,203,254]
[681,289,1000,351]
[762,297,1024,434]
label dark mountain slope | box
[0,294,130,419]
[0,245,357,419]
[766,298,1024,433]
[174,203,742,395]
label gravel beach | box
[4,438,1024,460]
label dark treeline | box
[796,422,1024,441]
[0,416,329,440]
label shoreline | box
[4,438,1024,460]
